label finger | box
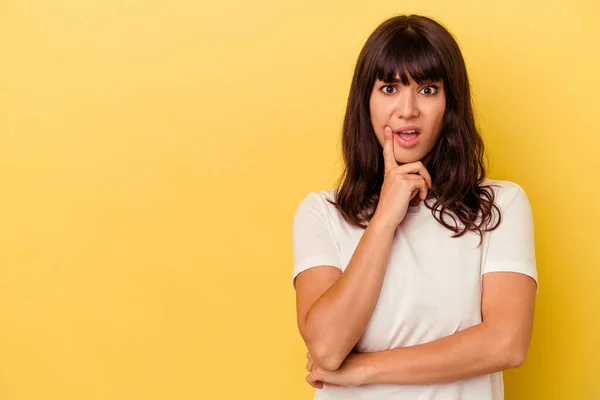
[307,378,319,389]
[306,359,313,372]
[398,161,433,189]
[410,188,419,200]
[307,372,323,389]
[417,177,428,200]
[406,175,428,200]
[404,165,432,190]
[383,126,398,173]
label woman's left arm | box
[308,271,537,386]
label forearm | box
[361,321,523,385]
[305,216,396,370]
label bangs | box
[374,30,445,85]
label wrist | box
[357,352,379,385]
[369,214,398,235]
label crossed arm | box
[306,271,537,386]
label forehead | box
[372,35,446,85]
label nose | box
[394,89,419,119]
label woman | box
[291,14,538,400]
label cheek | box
[369,99,381,124]
[429,103,446,131]
[369,99,387,144]
[438,99,447,122]
[369,98,389,123]
[435,109,445,128]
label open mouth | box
[396,129,420,141]
[394,129,421,147]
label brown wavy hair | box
[329,14,501,245]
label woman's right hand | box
[372,126,433,228]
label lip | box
[392,126,421,148]
[393,125,420,134]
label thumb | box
[307,369,324,388]
[310,368,341,387]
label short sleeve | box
[482,184,538,291]
[292,192,342,289]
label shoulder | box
[296,188,337,209]
[481,178,529,209]
[294,188,339,219]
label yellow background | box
[0,0,598,399]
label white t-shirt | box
[291,179,538,400]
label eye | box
[419,85,439,96]
[380,85,397,95]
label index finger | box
[383,126,398,172]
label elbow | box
[505,348,528,369]
[309,342,346,371]
[499,337,529,369]
[301,321,347,371]
[318,350,345,371]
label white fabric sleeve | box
[482,184,538,290]
[292,192,342,289]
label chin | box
[395,154,424,165]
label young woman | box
[291,14,538,400]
